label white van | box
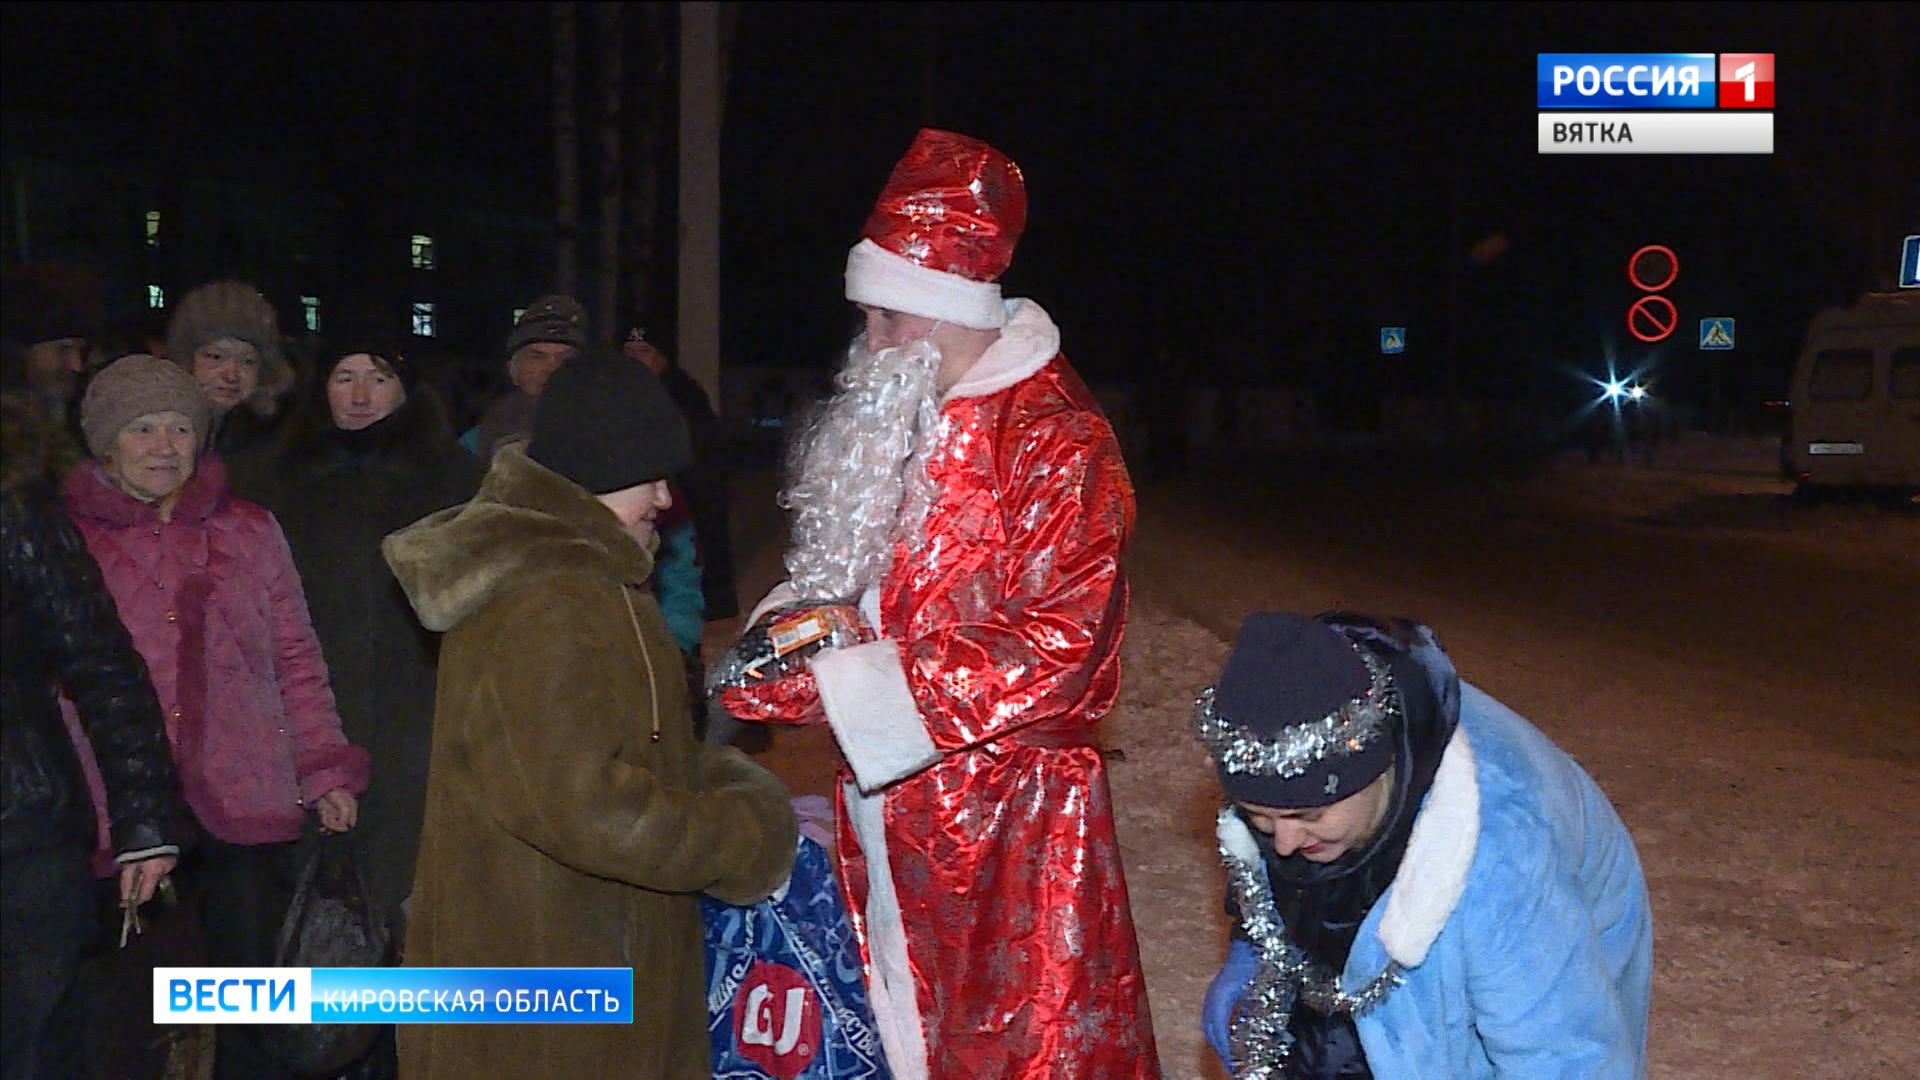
[1783,291,1920,495]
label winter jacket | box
[59,453,368,862]
[468,389,535,460]
[657,364,737,620]
[233,392,482,918]
[654,519,704,654]
[3,406,185,865]
[381,445,797,1079]
[210,403,284,467]
[1217,659,1653,1079]
[464,391,708,653]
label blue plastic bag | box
[703,832,892,1080]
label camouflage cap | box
[506,294,589,357]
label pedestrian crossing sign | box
[1699,317,1735,350]
[1380,327,1406,354]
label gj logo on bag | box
[704,829,891,1079]
[736,960,823,1077]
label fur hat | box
[527,350,690,494]
[165,281,292,410]
[1196,613,1399,809]
[506,294,589,358]
[1,271,93,348]
[79,354,212,460]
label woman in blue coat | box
[1197,612,1652,1079]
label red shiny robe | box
[726,311,1159,1079]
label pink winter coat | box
[60,454,368,869]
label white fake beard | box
[778,335,943,602]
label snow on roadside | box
[1104,583,1920,1080]
[1525,435,1919,575]
[1104,599,1234,1079]
[1107,456,1919,1079]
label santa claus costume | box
[722,130,1160,1078]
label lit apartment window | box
[412,302,436,337]
[147,284,165,309]
[301,295,321,333]
[411,234,435,271]
[145,210,161,248]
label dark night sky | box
[5,1,1915,407]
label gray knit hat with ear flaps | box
[165,281,292,407]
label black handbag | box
[259,834,394,1077]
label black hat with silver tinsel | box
[1195,612,1399,809]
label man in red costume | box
[719,129,1160,1078]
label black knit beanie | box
[527,350,691,494]
[325,336,416,396]
[1203,612,1398,809]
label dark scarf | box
[325,408,405,459]
[1251,631,1461,1079]
[280,390,449,476]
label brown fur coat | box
[382,446,796,1079]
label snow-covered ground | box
[727,435,1919,1079]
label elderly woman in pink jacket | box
[61,354,368,1080]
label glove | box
[1203,938,1261,1073]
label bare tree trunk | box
[718,1,741,100]
[624,2,672,332]
[678,1,724,406]
[554,1,580,296]
[597,2,626,339]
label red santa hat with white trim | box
[844,128,1028,330]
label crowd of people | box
[2,128,1654,1080]
[1,269,755,1079]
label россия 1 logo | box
[1537,54,1717,109]
[1536,52,1773,155]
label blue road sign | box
[1380,327,1406,354]
[1901,235,1920,289]
[1699,317,1735,350]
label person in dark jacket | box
[235,313,482,934]
[461,294,588,459]
[1,272,93,478]
[620,323,738,620]
[1,391,187,1080]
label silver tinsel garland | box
[1193,646,1397,780]
[1220,806,1407,1079]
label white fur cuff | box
[845,239,1006,330]
[811,638,940,793]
